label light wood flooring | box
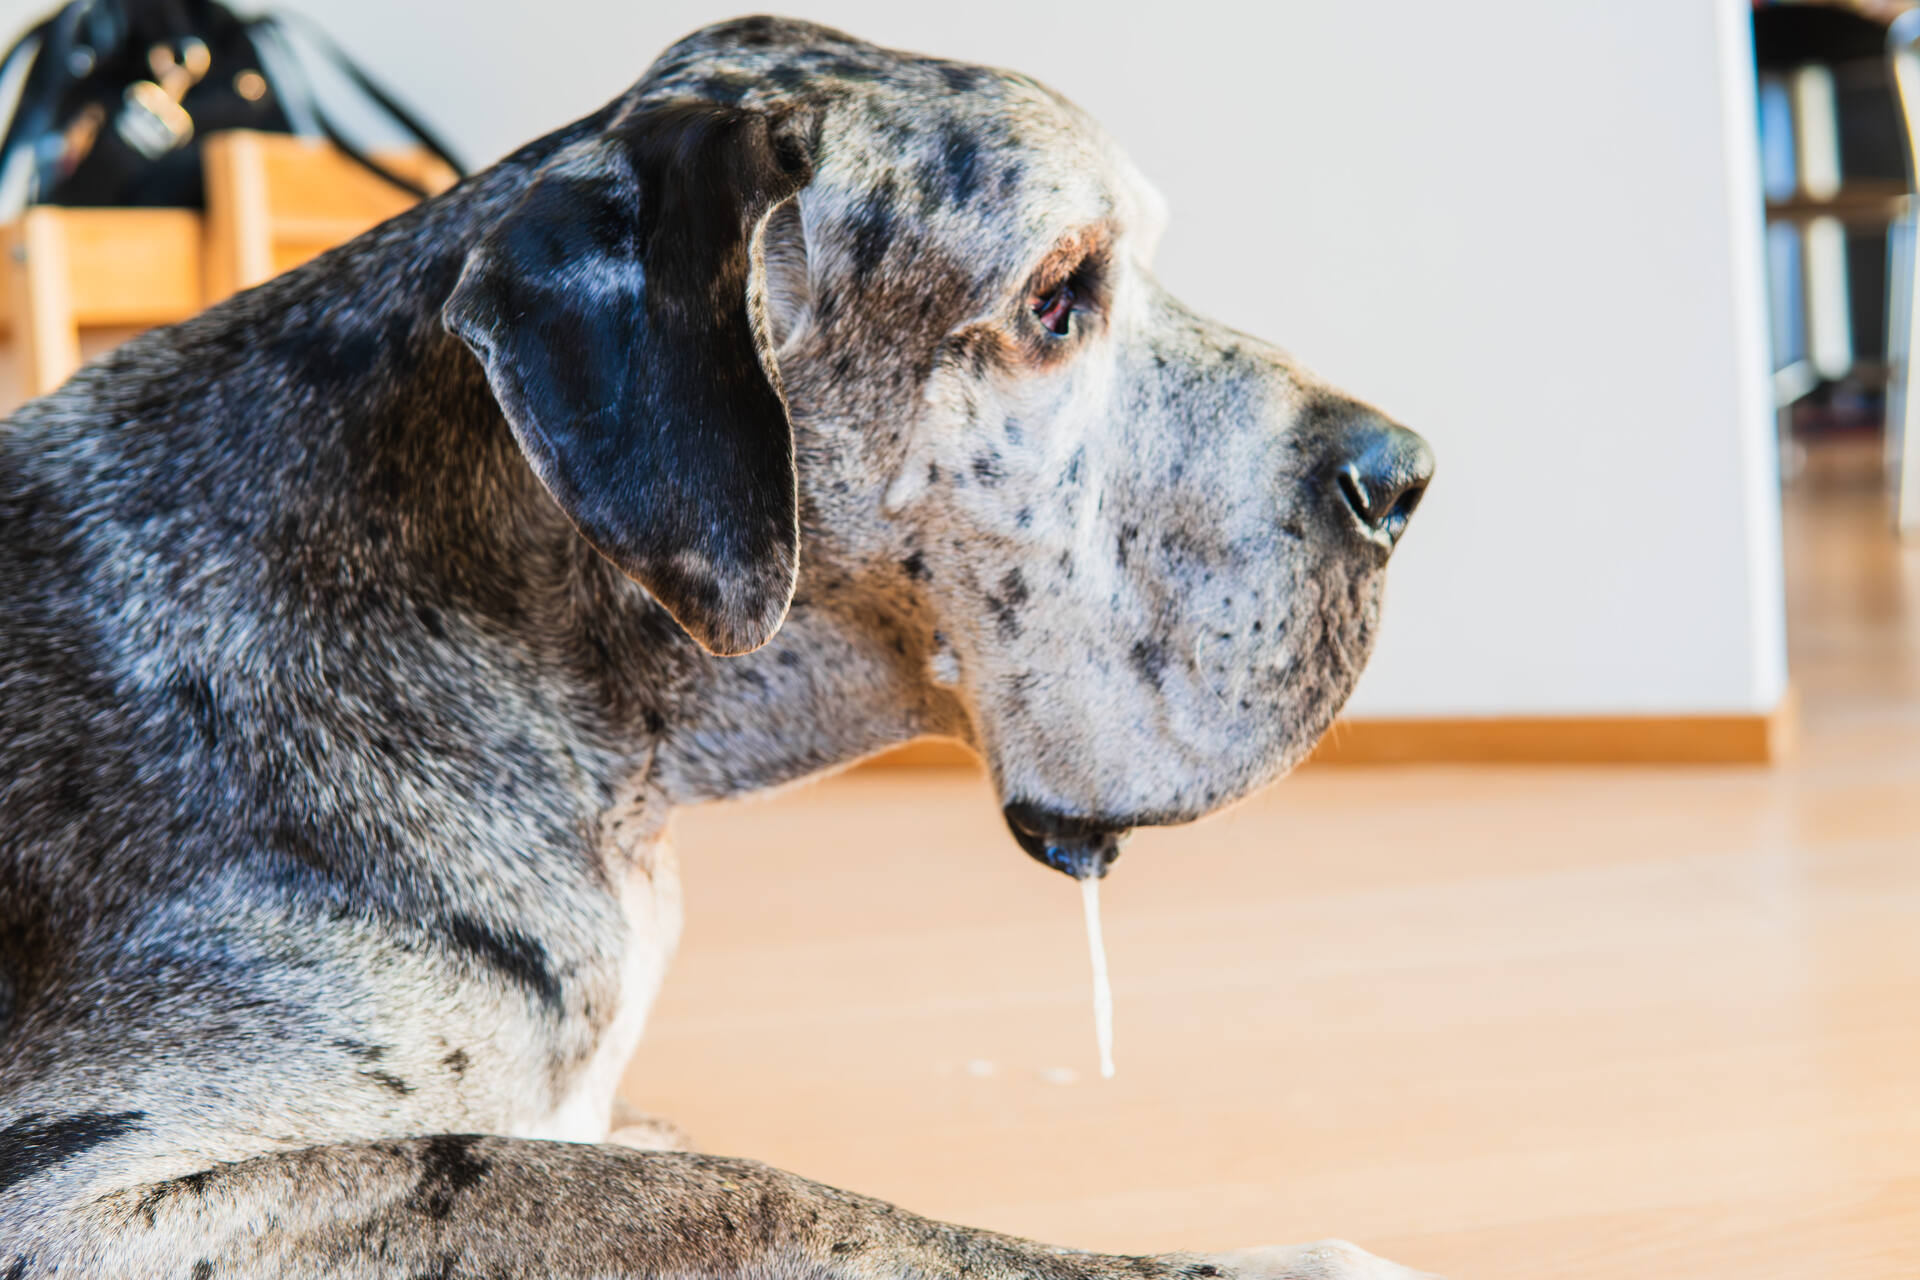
[621,442,1920,1279]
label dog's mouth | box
[1002,802,1131,879]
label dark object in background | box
[1755,5,1908,184]
[0,0,462,213]
[1752,4,1889,68]
[1753,2,1907,439]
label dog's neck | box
[211,125,943,815]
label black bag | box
[0,0,463,214]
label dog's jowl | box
[0,16,1432,1279]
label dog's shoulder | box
[0,114,648,934]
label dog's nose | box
[1333,413,1433,547]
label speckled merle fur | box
[0,16,1430,1279]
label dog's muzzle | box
[1002,803,1130,879]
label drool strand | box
[1080,873,1115,1078]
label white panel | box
[0,0,1791,715]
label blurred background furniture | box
[0,0,462,404]
[1754,0,1920,535]
[201,130,454,301]
[1753,3,1907,476]
[1883,6,1920,533]
[0,134,452,403]
[0,203,200,394]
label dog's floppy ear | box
[444,102,812,656]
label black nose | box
[1334,414,1433,546]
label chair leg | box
[1889,212,1920,538]
[202,130,274,304]
[4,209,83,399]
[1900,394,1920,537]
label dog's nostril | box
[1333,415,1434,547]
[1337,466,1370,523]
[1382,477,1427,538]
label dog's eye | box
[1032,281,1076,337]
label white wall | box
[0,0,1787,717]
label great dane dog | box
[0,16,1436,1279]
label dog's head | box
[446,17,1432,877]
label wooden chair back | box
[0,133,457,404]
[201,130,459,302]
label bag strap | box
[246,11,464,199]
[0,0,92,216]
[0,0,466,214]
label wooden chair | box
[0,132,457,404]
[0,207,204,399]
[200,130,457,303]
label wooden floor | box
[621,441,1920,1279]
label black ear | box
[444,102,812,656]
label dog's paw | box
[1199,1241,1440,1280]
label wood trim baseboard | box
[1305,692,1798,765]
[863,691,1799,769]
